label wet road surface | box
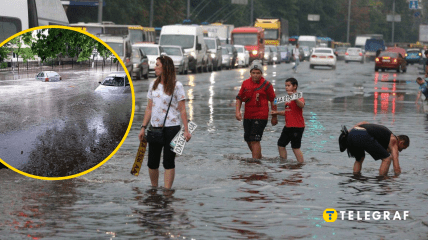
[1,61,428,239]
[0,69,132,177]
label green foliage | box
[0,62,7,68]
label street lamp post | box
[392,0,395,44]
[347,0,351,43]
[250,0,253,26]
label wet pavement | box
[1,61,428,239]
[0,68,132,177]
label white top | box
[293,47,300,58]
[147,81,186,127]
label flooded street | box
[0,69,132,177]
[1,61,428,239]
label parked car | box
[36,71,61,82]
[221,47,233,69]
[344,48,364,64]
[131,47,149,80]
[202,44,214,72]
[161,45,189,74]
[405,48,422,65]
[234,44,250,68]
[223,44,238,68]
[98,35,133,73]
[95,72,131,94]
[132,43,162,73]
[375,50,407,73]
[334,47,348,61]
[204,37,222,71]
[309,47,337,69]
[278,45,291,63]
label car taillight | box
[60,77,62,80]
[335,52,338,55]
[359,53,363,56]
[328,56,334,58]
[345,52,349,55]
[311,55,317,58]
[45,78,49,82]
[375,58,380,62]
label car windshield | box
[407,50,419,54]
[132,49,141,58]
[380,52,398,58]
[314,49,332,54]
[102,77,125,87]
[232,33,258,45]
[222,48,229,54]
[106,43,124,57]
[160,35,194,49]
[236,47,244,53]
[347,48,361,54]
[204,39,216,49]
[139,46,159,55]
[269,46,278,52]
[264,29,278,40]
[163,47,182,56]
[337,47,348,52]
[226,46,233,54]
[299,41,316,49]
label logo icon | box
[323,208,338,222]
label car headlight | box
[133,63,138,68]
[211,53,216,58]
[190,51,196,58]
[252,50,258,55]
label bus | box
[231,27,264,62]
[254,18,288,46]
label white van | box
[0,0,69,43]
[298,35,317,52]
[159,25,207,73]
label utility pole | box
[346,0,351,43]
[392,0,395,45]
[150,0,154,27]
[250,0,253,26]
[98,0,103,23]
[187,0,190,19]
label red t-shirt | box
[284,97,305,127]
[237,77,276,119]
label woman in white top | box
[138,55,191,189]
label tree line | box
[66,0,423,44]
[0,28,113,64]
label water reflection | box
[208,73,215,131]
[132,187,192,238]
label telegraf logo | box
[323,208,409,222]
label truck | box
[254,18,289,46]
[419,24,428,43]
[365,39,385,61]
[201,23,234,44]
[231,27,264,63]
[355,34,383,49]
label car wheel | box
[137,69,142,80]
[397,65,401,73]
[381,68,385,72]
[360,60,364,64]
[332,65,336,70]
[310,64,314,69]
[375,67,379,71]
[345,60,348,63]
[143,70,148,79]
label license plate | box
[320,56,326,58]
[383,60,390,62]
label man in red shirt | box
[236,63,277,159]
[271,78,305,163]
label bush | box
[0,62,7,69]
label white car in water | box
[95,72,131,94]
[35,71,61,82]
[309,47,337,69]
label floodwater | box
[0,69,132,177]
[1,61,428,239]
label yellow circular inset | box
[323,208,338,222]
[0,25,135,180]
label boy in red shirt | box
[271,78,305,163]
[236,63,277,159]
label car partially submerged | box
[35,71,61,82]
[95,72,131,94]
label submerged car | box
[35,71,61,82]
[344,48,364,63]
[309,47,337,69]
[95,72,131,94]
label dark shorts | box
[347,128,390,161]
[277,127,305,149]
[148,125,181,169]
[243,119,268,142]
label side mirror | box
[218,45,221,50]
[245,51,249,54]
[98,81,101,84]
[196,43,202,51]
[161,52,167,56]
